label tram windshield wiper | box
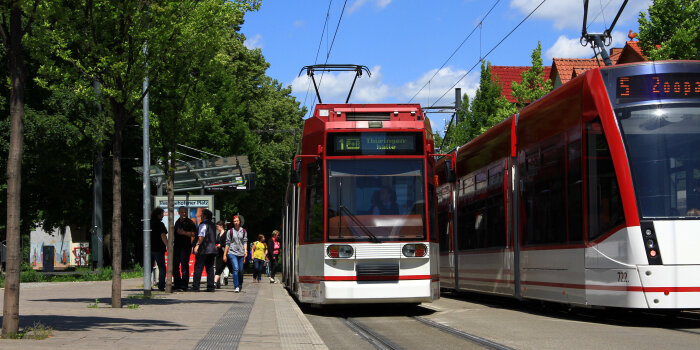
[339,205,381,243]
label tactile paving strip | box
[194,283,260,350]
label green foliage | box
[511,41,553,109]
[88,299,99,308]
[0,265,143,287]
[637,0,700,60]
[442,61,516,150]
[0,0,302,271]
[2,322,53,340]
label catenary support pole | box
[142,42,152,297]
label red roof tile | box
[617,41,647,64]
[490,66,552,103]
[550,58,603,86]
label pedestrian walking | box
[192,209,217,292]
[213,220,230,289]
[150,208,168,291]
[268,230,281,283]
[251,234,268,283]
[173,206,196,291]
[224,215,247,293]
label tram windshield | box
[327,159,426,241]
[616,104,700,219]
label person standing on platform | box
[224,215,247,293]
[150,208,168,291]
[268,230,281,283]
[251,234,268,283]
[192,209,217,292]
[213,220,230,289]
[173,206,196,291]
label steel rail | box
[413,316,515,350]
[344,317,403,350]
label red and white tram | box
[437,61,700,309]
[282,103,440,304]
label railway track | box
[341,314,515,350]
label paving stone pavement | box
[0,276,326,350]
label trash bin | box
[43,246,55,272]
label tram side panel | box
[450,119,515,297]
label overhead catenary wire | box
[304,0,349,117]
[302,0,335,113]
[408,0,502,104]
[429,0,548,109]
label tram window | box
[567,137,583,243]
[521,138,567,246]
[586,119,625,241]
[456,163,507,251]
[305,161,324,242]
[438,211,449,252]
[616,105,700,218]
[428,185,438,243]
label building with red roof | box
[491,39,648,99]
[490,66,552,103]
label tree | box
[441,61,516,151]
[0,0,37,336]
[146,0,261,292]
[637,0,700,60]
[511,41,552,109]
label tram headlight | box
[327,245,354,258]
[402,244,427,257]
[646,239,655,249]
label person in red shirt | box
[267,230,281,283]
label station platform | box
[0,276,327,349]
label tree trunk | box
[110,103,125,308]
[2,4,26,338]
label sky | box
[241,0,652,132]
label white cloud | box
[290,65,478,132]
[292,66,477,106]
[401,67,479,107]
[545,30,628,60]
[291,65,389,103]
[348,0,392,14]
[243,34,263,50]
[510,0,651,31]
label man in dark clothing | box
[192,209,217,292]
[150,208,168,291]
[173,206,196,291]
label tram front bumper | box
[300,279,437,304]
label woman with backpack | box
[224,215,247,293]
[251,234,268,283]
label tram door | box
[438,182,456,289]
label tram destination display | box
[616,73,700,104]
[328,132,423,155]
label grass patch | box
[127,304,139,309]
[87,298,100,309]
[3,322,54,340]
[126,293,161,300]
[0,264,144,287]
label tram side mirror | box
[445,158,456,183]
[291,158,302,184]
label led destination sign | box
[328,132,422,156]
[616,73,700,104]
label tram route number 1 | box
[617,271,629,283]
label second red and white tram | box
[282,103,440,304]
[437,60,700,309]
